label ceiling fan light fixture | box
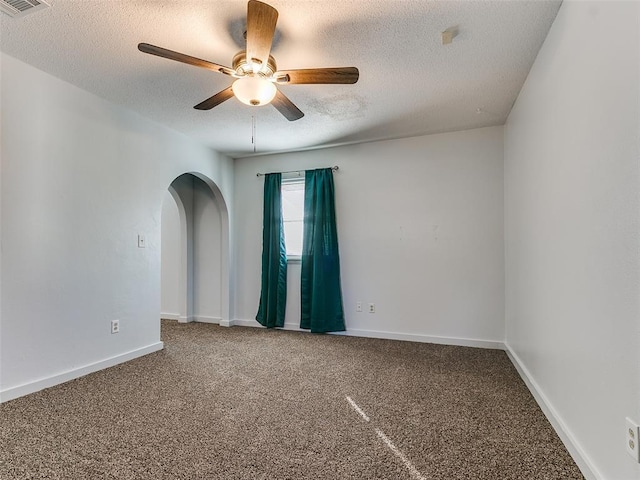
[232,76,277,106]
[139,1,358,121]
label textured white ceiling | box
[0,0,561,157]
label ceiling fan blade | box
[194,87,235,110]
[138,43,235,76]
[246,0,278,69]
[271,89,304,121]
[275,67,359,85]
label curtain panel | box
[300,168,345,333]
[256,173,287,328]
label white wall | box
[0,52,3,385]
[192,177,223,322]
[161,189,181,318]
[0,53,234,401]
[234,127,505,347]
[168,175,195,322]
[504,2,640,479]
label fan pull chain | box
[251,116,256,153]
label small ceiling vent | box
[0,0,50,18]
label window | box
[281,177,304,259]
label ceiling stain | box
[309,94,368,121]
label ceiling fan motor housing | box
[232,51,277,77]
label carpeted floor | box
[0,320,584,479]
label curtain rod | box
[256,166,339,177]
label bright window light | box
[281,178,304,258]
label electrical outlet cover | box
[626,417,640,462]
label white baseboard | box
[176,316,222,324]
[193,316,222,324]
[230,319,504,350]
[162,316,230,327]
[505,343,600,480]
[333,328,504,349]
[230,319,258,327]
[0,342,164,404]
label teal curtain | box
[300,168,345,333]
[256,173,287,328]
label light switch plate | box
[137,234,145,248]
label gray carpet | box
[0,320,584,479]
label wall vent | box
[0,0,50,18]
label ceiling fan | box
[138,0,359,121]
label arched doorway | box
[161,173,230,326]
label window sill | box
[287,255,301,264]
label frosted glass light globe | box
[232,76,277,106]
